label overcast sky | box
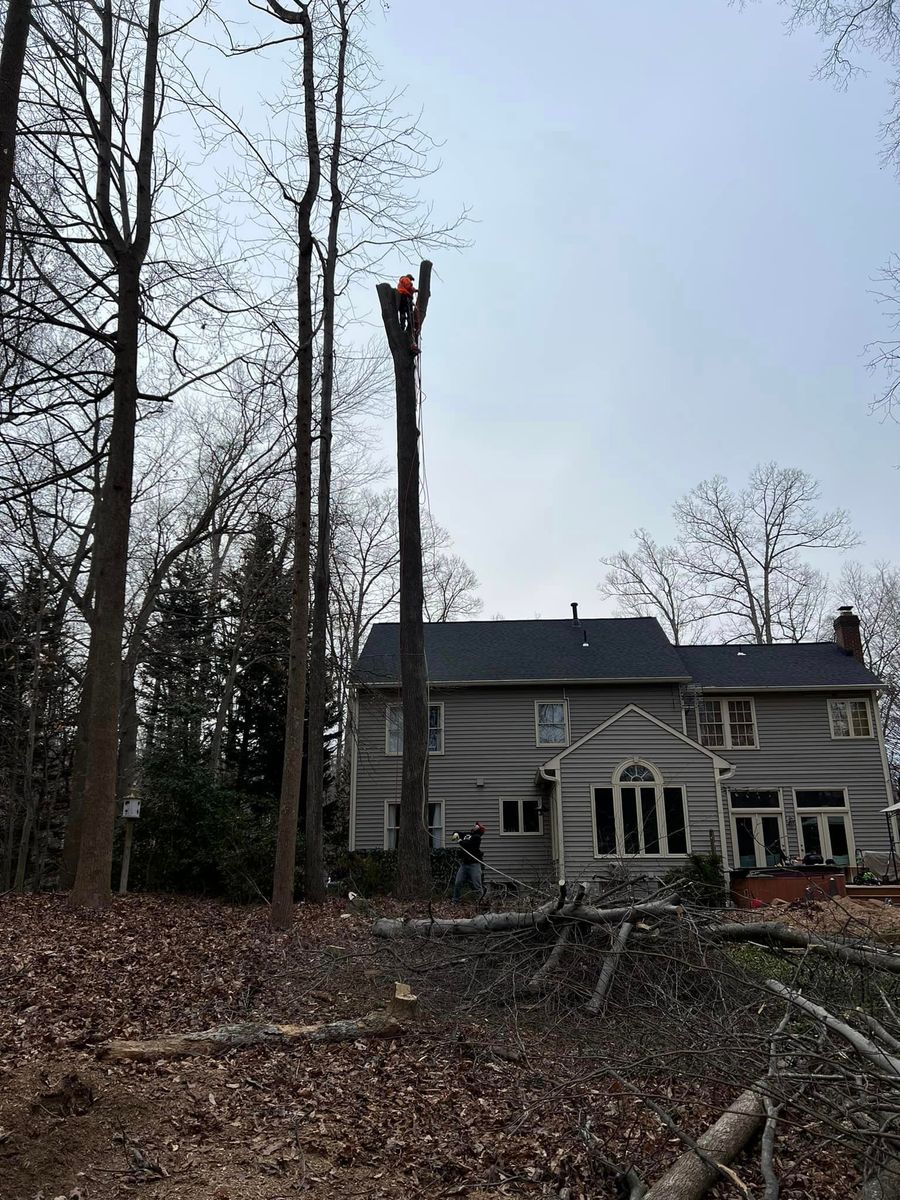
[231,1,900,621]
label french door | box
[732,813,785,869]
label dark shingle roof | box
[677,643,880,689]
[355,617,690,685]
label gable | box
[542,704,733,774]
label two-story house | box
[349,606,893,884]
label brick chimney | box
[833,606,864,664]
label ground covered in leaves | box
[0,893,856,1199]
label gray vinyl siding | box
[691,691,891,864]
[351,681,893,882]
[352,682,686,884]
[558,708,722,882]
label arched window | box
[592,760,689,858]
[619,764,655,783]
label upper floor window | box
[536,701,568,746]
[698,697,758,749]
[385,702,444,755]
[828,698,873,739]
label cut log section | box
[373,900,681,939]
[643,1084,766,1200]
[98,983,417,1063]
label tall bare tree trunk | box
[269,0,320,930]
[375,261,433,901]
[70,0,161,908]
[59,665,92,890]
[13,590,41,891]
[117,669,138,803]
[0,0,32,268]
[71,260,141,907]
[305,0,348,906]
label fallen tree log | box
[766,980,900,1076]
[704,921,900,975]
[373,901,681,939]
[643,1083,766,1200]
[98,983,417,1063]
[585,914,635,1015]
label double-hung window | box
[593,762,689,857]
[535,701,568,746]
[828,698,873,739]
[698,697,758,749]
[500,796,543,834]
[385,702,444,755]
[795,789,853,866]
[385,800,444,849]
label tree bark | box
[98,983,416,1062]
[69,0,161,908]
[13,589,42,891]
[373,900,681,939]
[0,0,32,269]
[705,920,900,975]
[59,665,93,889]
[99,1011,404,1062]
[585,915,635,1014]
[269,0,320,930]
[644,1085,766,1200]
[305,0,348,906]
[375,260,434,901]
[70,256,143,909]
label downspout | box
[539,764,564,880]
[348,688,359,851]
[873,690,898,853]
[716,763,735,877]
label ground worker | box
[396,273,416,330]
[451,821,486,904]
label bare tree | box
[673,463,856,644]
[305,0,351,906]
[600,529,706,645]
[0,0,32,269]
[423,550,483,622]
[264,0,321,931]
[838,560,900,766]
[603,464,856,645]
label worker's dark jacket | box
[456,831,484,864]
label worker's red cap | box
[474,821,486,832]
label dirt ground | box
[736,893,900,937]
[0,893,857,1199]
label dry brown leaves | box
[0,894,852,1200]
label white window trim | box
[427,798,445,849]
[792,786,854,866]
[428,702,445,756]
[827,697,874,740]
[728,787,786,869]
[590,760,692,859]
[498,795,545,836]
[384,798,445,850]
[792,786,850,812]
[384,701,445,756]
[384,799,399,851]
[534,699,569,748]
[697,696,759,750]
